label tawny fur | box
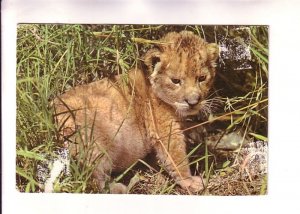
[53,31,219,193]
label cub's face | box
[144,31,219,117]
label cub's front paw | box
[177,176,204,193]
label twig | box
[159,98,268,140]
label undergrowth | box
[16,24,268,194]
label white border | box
[2,0,300,214]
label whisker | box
[197,96,225,119]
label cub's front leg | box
[153,123,204,193]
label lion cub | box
[53,31,219,194]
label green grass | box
[16,24,268,194]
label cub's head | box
[144,31,219,117]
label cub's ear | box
[206,43,219,67]
[143,48,162,74]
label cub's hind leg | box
[92,155,127,194]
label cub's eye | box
[171,78,181,84]
[197,75,206,82]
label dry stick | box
[92,26,163,38]
[147,101,193,195]
[131,37,173,45]
[159,98,268,141]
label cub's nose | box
[185,94,201,107]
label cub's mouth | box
[174,97,222,118]
[174,101,190,110]
[174,101,201,117]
